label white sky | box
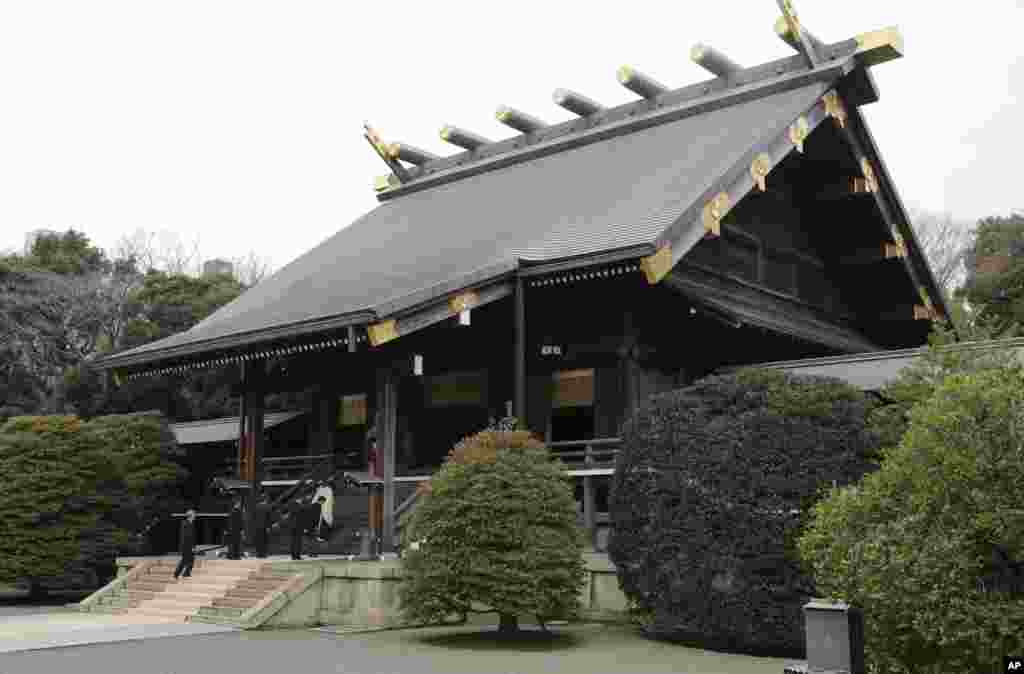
[1,1,1022,272]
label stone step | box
[128,608,192,621]
[122,590,160,602]
[165,578,245,591]
[138,599,213,612]
[223,587,277,600]
[149,567,255,580]
[212,596,261,610]
[157,589,227,602]
[198,606,245,619]
[232,580,291,593]
[97,597,140,609]
[126,580,175,593]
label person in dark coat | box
[174,509,197,579]
[227,500,244,559]
[304,496,324,558]
[287,498,305,560]
[250,494,271,558]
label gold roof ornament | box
[367,320,399,347]
[789,116,810,153]
[640,245,673,285]
[750,153,772,192]
[448,291,479,314]
[823,92,848,129]
[374,174,399,192]
[860,157,879,193]
[702,192,731,237]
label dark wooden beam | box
[834,102,947,320]
[379,367,398,554]
[875,305,945,322]
[837,240,906,266]
[237,361,248,484]
[247,360,266,496]
[514,275,526,421]
[814,177,876,201]
[644,88,833,285]
[368,282,513,347]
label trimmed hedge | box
[609,369,880,656]
[0,412,186,591]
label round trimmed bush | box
[609,369,880,656]
[400,428,586,632]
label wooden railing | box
[547,437,621,470]
[548,438,620,549]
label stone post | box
[785,598,865,674]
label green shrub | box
[399,428,585,632]
[0,412,186,592]
[799,366,1024,673]
[609,369,880,656]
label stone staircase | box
[84,559,301,624]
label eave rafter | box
[831,101,948,323]
[641,88,834,285]
[366,283,513,347]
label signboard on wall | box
[337,393,367,427]
[425,371,488,408]
[552,368,595,408]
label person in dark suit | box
[287,498,305,560]
[174,509,197,579]
[250,494,271,558]
[227,500,244,559]
[304,495,324,558]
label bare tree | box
[112,229,203,276]
[230,250,273,287]
[907,208,973,295]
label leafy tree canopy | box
[799,366,1024,673]
[962,212,1024,334]
[0,413,187,592]
[25,229,110,276]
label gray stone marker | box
[784,598,865,674]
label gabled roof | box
[170,411,305,445]
[98,21,946,375]
[723,337,1024,391]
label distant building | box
[23,229,58,254]
[202,259,234,278]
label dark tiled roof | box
[104,79,832,367]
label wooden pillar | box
[513,275,527,422]
[582,443,596,550]
[622,312,639,419]
[247,360,266,496]
[237,361,248,480]
[378,367,398,554]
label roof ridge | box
[376,34,876,201]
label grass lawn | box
[318,622,798,674]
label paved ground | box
[0,621,797,674]
[0,606,238,656]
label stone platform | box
[109,552,629,630]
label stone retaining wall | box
[116,552,629,629]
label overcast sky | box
[1,1,1022,272]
